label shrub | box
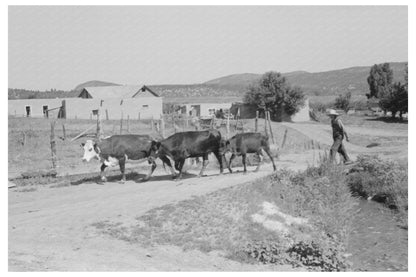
[334,92,352,113]
[346,155,408,227]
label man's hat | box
[327,109,339,116]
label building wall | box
[183,103,233,117]
[8,98,64,117]
[65,98,163,120]
[9,97,163,120]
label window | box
[25,106,31,117]
[43,105,48,118]
[142,105,149,109]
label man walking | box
[327,109,353,165]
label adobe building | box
[8,85,163,120]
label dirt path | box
[9,156,310,271]
[280,122,407,156]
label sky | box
[8,5,408,91]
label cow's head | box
[81,140,100,162]
[147,140,162,162]
[219,139,231,156]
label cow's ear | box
[156,142,162,149]
[93,143,100,153]
[81,143,85,147]
[226,140,230,146]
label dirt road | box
[9,157,309,271]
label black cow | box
[81,135,156,182]
[219,132,277,173]
[149,130,224,179]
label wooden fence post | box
[255,110,259,132]
[96,109,104,140]
[50,121,57,170]
[264,110,268,136]
[267,111,275,144]
[151,116,154,132]
[172,114,177,133]
[160,115,165,138]
[62,123,66,140]
[226,114,230,139]
[22,131,26,146]
[281,128,288,149]
[105,109,109,120]
[127,115,130,133]
[119,115,123,135]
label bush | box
[334,92,352,113]
[346,155,408,227]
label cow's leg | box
[177,158,186,180]
[118,157,126,183]
[227,153,236,173]
[100,163,108,182]
[242,153,247,174]
[198,154,209,177]
[264,147,277,171]
[160,155,177,178]
[254,150,264,172]
[213,151,224,174]
[142,160,157,181]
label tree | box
[367,63,393,99]
[375,63,408,119]
[244,71,305,121]
[379,82,408,119]
[284,86,306,115]
[334,91,352,113]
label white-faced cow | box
[148,130,224,179]
[219,132,277,173]
[81,134,156,183]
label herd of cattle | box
[81,130,277,183]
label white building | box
[8,85,163,120]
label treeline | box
[8,88,79,100]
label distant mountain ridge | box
[73,80,121,91]
[8,62,407,100]
[202,62,407,96]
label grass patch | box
[94,158,356,271]
[346,155,408,228]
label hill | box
[73,80,121,91]
[203,62,407,96]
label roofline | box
[135,85,160,97]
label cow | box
[148,130,224,179]
[81,134,156,183]
[219,132,277,174]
